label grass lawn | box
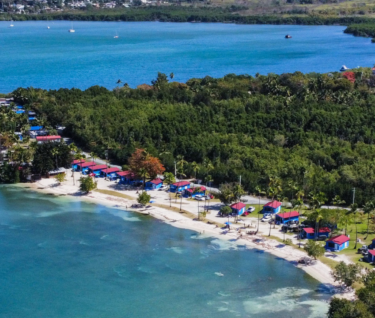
[94,189,133,200]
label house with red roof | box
[275,211,300,225]
[263,201,282,214]
[230,202,246,216]
[170,181,190,193]
[183,186,206,198]
[145,178,163,190]
[325,235,350,251]
[367,250,375,263]
[36,135,61,144]
[88,164,107,177]
[71,159,85,171]
[101,167,120,180]
[77,161,96,174]
[302,227,331,239]
[116,170,138,184]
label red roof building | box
[72,159,85,165]
[368,250,375,256]
[36,135,61,142]
[326,235,350,245]
[276,211,300,219]
[185,186,206,193]
[116,170,135,177]
[303,227,331,234]
[264,201,282,208]
[230,202,246,210]
[79,161,96,168]
[90,165,107,171]
[102,167,120,174]
[149,178,163,185]
[172,181,190,187]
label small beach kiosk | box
[183,186,206,198]
[145,178,163,190]
[230,202,246,216]
[89,164,107,177]
[170,181,190,193]
[325,235,350,252]
[101,167,120,180]
[71,159,85,170]
[78,161,96,174]
[275,211,299,224]
[302,227,331,239]
[263,201,282,214]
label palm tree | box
[164,172,176,207]
[69,142,78,154]
[363,201,375,239]
[255,186,264,231]
[191,161,200,179]
[203,158,214,175]
[138,167,149,189]
[176,155,188,178]
[338,211,353,236]
[350,203,359,249]
[90,152,97,163]
[51,148,59,169]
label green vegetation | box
[54,173,66,184]
[14,70,375,204]
[304,240,325,259]
[329,269,375,318]
[79,175,97,193]
[32,142,72,175]
[137,191,151,205]
[332,261,364,288]
[345,23,375,38]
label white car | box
[247,206,255,213]
[261,214,272,222]
[194,195,205,201]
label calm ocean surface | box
[0,21,374,92]
[0,186,330,317]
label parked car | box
[261,214,272,222]
[247,206,255,213]
[194,195,205,201]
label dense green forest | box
[12,69,375,204]
[2,6,375,27]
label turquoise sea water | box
[0,186,330,317]
[0,21,374,92]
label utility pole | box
[239,175,241,186]
[352,187,356,205]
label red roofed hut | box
[170,181,190,193]
[78,161,96,173]
[116,170,136,184]
[325,235,350,251]
[71,159,85,170]
[101,167,120,180]
[184,186,206,198]
[275,211,300,225]
[230,202,246,216]
[302,227,331,239]
[36,135,61,144]
[263,201,282,214]
[145,178,163,190]
[88,164,108,177]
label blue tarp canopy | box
[225,222,231,225]
[16,110,25,114]
[16,106,24,109]
[150,200,155,203]
[30,126,43,131]
[28,117,36,120]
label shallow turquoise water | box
[0,21,374,92]
[0,186,330,317]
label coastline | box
[11,172,355,301]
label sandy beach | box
[20,171,355,300]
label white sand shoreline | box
[10,173,355,301]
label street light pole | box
[352,187,355,205]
